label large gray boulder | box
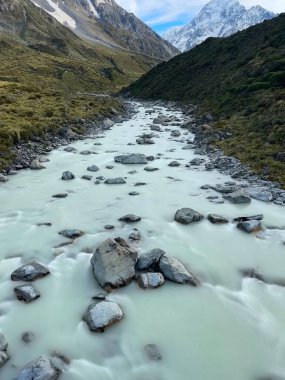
[14,285,40,303]
[237,220,262,233]
[119,214,141,223]
[91,237,138,290]
[15,356,61,380]
[208,214,229,224]
[30,159,45,170]
[175,208,204,224]
[83,301,123,333]
[0,174,9,183]
[247,187,273,202]
[223,190,251,204]
[11,261,50,282]
[137,248,165,271]
[61,171,75,180]
[104,177,126,184]
[114,154,147,165]
[159,256,199,286]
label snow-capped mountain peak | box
[163,0,275,52]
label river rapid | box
[0,102,285,380]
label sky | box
[116,0,285,34]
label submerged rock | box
[136,137,155,145]
[91,237,138,290]
[83,301,124,333]
[145,344,162,360]
[175,208,204,224]
[159,256,199,286]
[138,273,165,289]
[82,175,92,180]
[11,261,50,282]
[114,154,147,165]
[129,230,141,241]
[14,285,40,303]
[237,220,262,233]
[119,214,141,223]
[208,214,229,224]
[21,331,36,344]
[15,355,61,380]
[137,248,165,271]
[61,171,75,180]
[104,178,126,184]
[58,229,84,239]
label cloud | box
[116,0,285,27]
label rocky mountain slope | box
[28,0,178,59]
[0,0,160,170]
[125,14,285,186]
[163,0,275,52]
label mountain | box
[163,0,275,52]
[28,0,178,59]
[0,0,160,170]
[125,14,285,186]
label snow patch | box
[33,0,77,30]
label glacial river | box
[0,103,285,380]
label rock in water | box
[0,174,9,183]
[145,344,162,360]
[138,273,165,289]
[223,191,251,204]
[91,237,138,290]
[11,261,50,281]
[87,165,99,172]
[14,285,40,303]
[30,159,45,170]
[0,351,9,368]
[237,220,262,233]
[175,208,204,224]
[0,334,8,352]
[119,214,141,223]
[58,229,84,239]
[208,214,229,224]
[114,154,147,165]
[159,256,199,286]
[104,178,126,184]
[83,301,123,332]
[169,161,180,167]
[61,171,75,180]
[137,248,165,270]
[15,356,61,380]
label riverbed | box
[0,103,285,379]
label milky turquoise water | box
[0,103,285,379]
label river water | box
[0,103,285,380]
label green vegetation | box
[0,0,159,170]
[126,14,285,186]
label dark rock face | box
[104,177,126,184]
[11,261,50,281]
[15,355,61,380]
[159,256,200,286]
[137,248,165,271]
[138,273,165,289]
[114,154,148,164]
[91,237,138,290]
[83,301,124,333]
[14,284,40,303]
[208,214,229,224]
[119,214,141,223]
[58,229,84,239]
[145,344,162,360]
[237,220,262,233]
[175,208,204,224]
[223,191,251,204]
[61,171,75,180]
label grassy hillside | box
[125,14,285,186]
[0,0,159,170]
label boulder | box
[129,230,141,241]
[159,256,199,286]
[237,220,262,233]
[119,214,141,223]
[11,261,50,282]
[144,167,159,172]
[247,188,273,202]
[14,285,40,303]
[205,162,215,171]
[129,192,139,196]
[80,150,92,155]
[0,174,9,183]
[82,175,92,180]
[190,158,205,166]
[21,331,36,344]
[234,215,264,222]
[15,356,61,380]
[136,137,155,145]
[223,191,251,204]
[137,248,165,271]
[168,161,180,167]
[58,229,84,239]
[138,273,165,289]
[0,351,9,368]
[30,159,45,170]
[211,184,239,194]
[175,208,204,224]
[171,130,181,137]
[91,237,138,290]
[0,334,8,352]
[208,214,229,224]
[150,125,162,132]
[52,193,67,198]
[114,154,147,165]
[144,344,162,360]
[61,171,75,180]
[104,178,126,184]
[83,301,123,332]
[87,165,99,172]
[64,147,76,153]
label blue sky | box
[116,0,285,35]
